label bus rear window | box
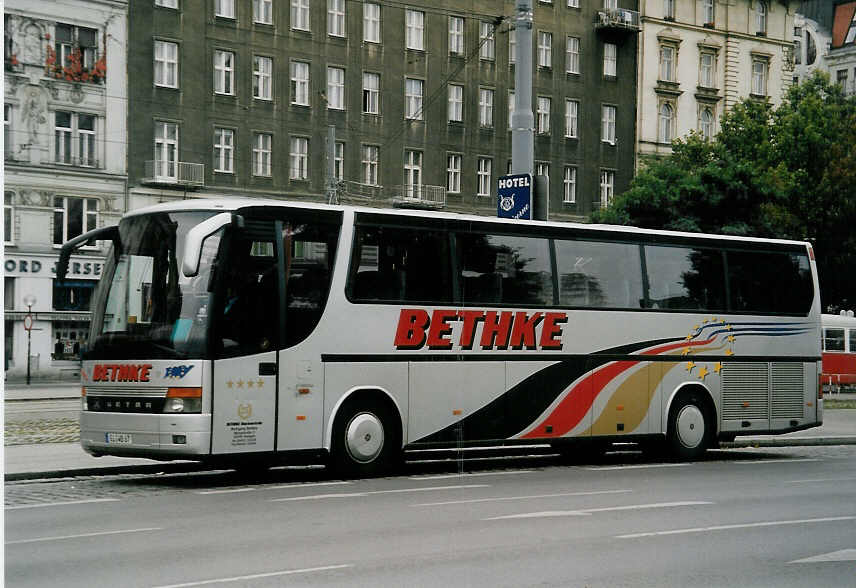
[726,250,813,315]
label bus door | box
[211,219,281,455]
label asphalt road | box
[5,445,856,588]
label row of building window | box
[151,121,615,205]
[155,0,590,47]
[4,192,98,247]
[152,31,609,94]
[153,1,771,40]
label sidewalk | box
[4,410,855,482]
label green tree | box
[593,72,856,310]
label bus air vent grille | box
[771,363,805,419]
[721,362,769,420]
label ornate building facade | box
[636,0,797,162]
[4,0,127,380]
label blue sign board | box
[497,173,532,220]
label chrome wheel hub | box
[676,405,705,449]
[345,412,384,463]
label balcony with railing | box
[338,180,384,202]
[594,8,641,34]
[388,184,446,209]
[142,160,205,188]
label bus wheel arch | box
[328,388,404,477]
[665,384,716,460]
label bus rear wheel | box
[330,399,401,478]
[667,392,713,460]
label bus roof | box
[822,313,856,328]
[124,196,812,248]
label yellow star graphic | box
[727,335,735,343]
[693,324,700,331]
[686,361,696,372]
[257,379,264,388]
[711,317,718,323]
[236,379,244,388]
[226,380,234,389]
[698,366,709,380]
[681,347,691,356]
[725,349,734,356]
[247,380,255,388]
[714,362,722,373]
[686,334,694,341]
[726,324,733,330]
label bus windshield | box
[87,211,219,359]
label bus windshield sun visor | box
[57,225,119,283]
[181,212,244,278]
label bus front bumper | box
[80,412,211,459]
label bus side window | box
[823,328,845,351]
[456,232,552,306]
[348,226,453,304]
[282,221,339,348]
[218,238,278,357]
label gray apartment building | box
[127,0,639,220]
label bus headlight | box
[163,388,202,413]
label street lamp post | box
[23,294,36,386]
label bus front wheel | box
[330,398,401,478]
[667,392,713,460]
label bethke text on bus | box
[394,308,568,351]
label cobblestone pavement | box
[4,419,80,445]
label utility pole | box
[325,125,338,204]
[511,0,534,180]
[510,0,548,220]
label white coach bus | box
[59,198,823,476]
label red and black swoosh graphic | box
[411,338,678,445]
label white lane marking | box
[486,501,712,520]
[787,476,856,484]
[415,489,632,507]
[617,515,856,539]
[732,459,821,465]
[196,488,257,495]
[270,484,490,502]
[197,481,353,495]
[409,470,534,480]
[267,481,353,490]
[151,564,353,588]
[5,498,120,510]
[583,463,691,471]
[6,527,161,545]
[789,549,856,564]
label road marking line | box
[787,476,856,484]
[486,501,712,520]
[415,489,632,507]
[409,471,534,480]
[197,480,353,495]
[617,515,856,539]
[271,484,490,502]
[267,481,353,490]
[732,459,821,464]
[789,549,856,564]
[5,498,120,510]
[583,463,691,471]
[6,527,161,545]
[151,564,353,588]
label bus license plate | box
[106,433,132,444]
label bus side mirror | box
[58,225,119,282]
[182,213,243,277]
